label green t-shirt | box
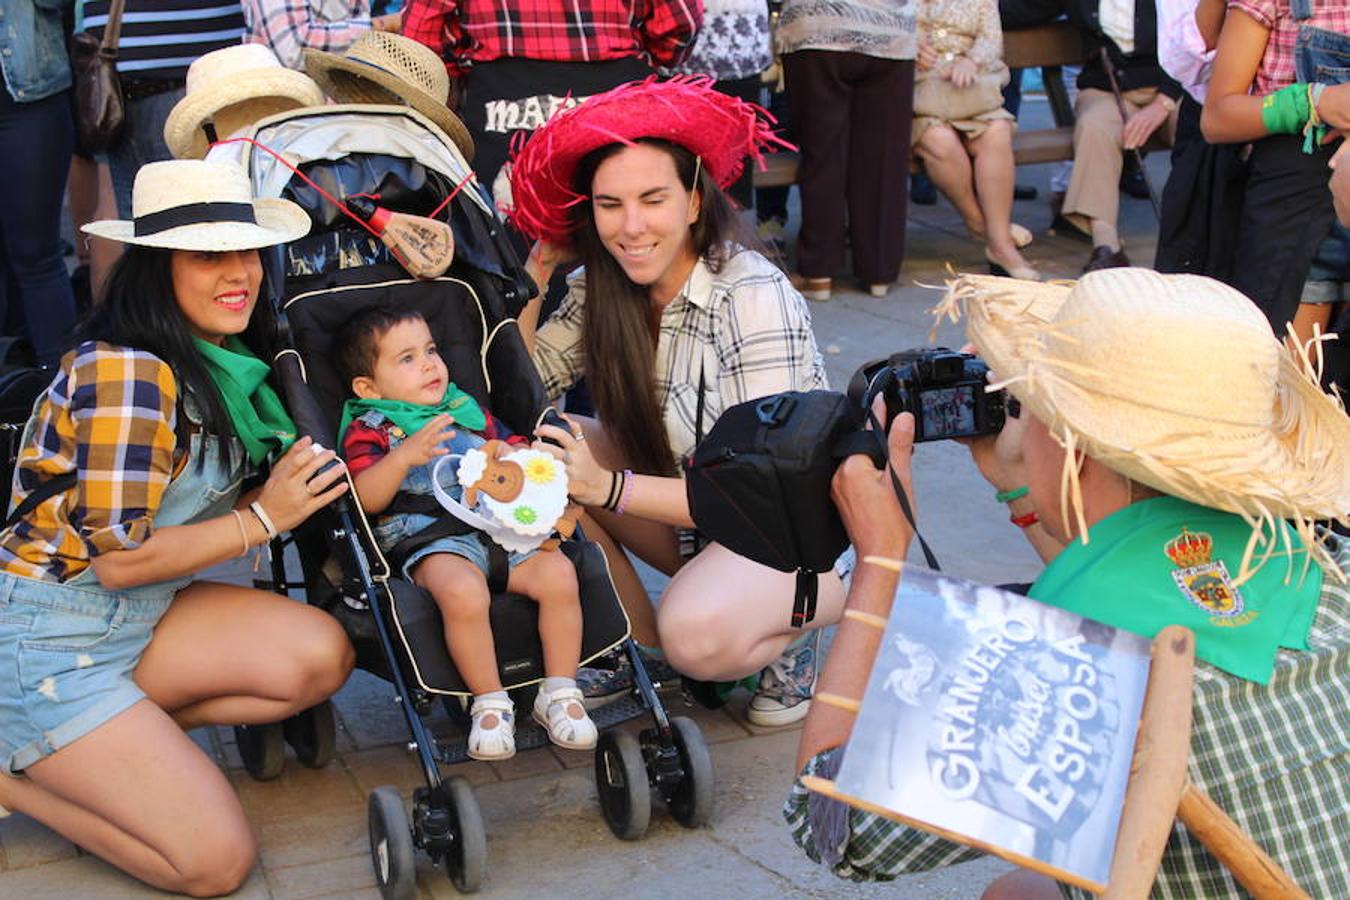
[1029,497,1321,683]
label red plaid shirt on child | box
[1228,0,1350,95]
[401,0,703,77]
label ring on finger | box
[572,431,586,442]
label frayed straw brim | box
[935,269,1350,578]
[506,75,793,245]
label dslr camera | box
[851,348,1007,442]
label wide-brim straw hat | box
[83,159,310,251]
[935,268,1350,575]
[164,44,326,160]
[303,32,474,162]
[507,75,794,245]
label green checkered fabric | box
[783,537,1350,898]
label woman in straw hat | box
[510,76,840,727]
[787,267,1349,898]
[0,160,354,895]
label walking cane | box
[1097,48,1164,220]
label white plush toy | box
[431,440,578,554]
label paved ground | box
[1,98,1170,898]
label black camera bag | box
[684,390,877,627]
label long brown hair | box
[571,138,752,474]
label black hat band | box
[134,201,257,237]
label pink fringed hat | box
[506,76,792,245]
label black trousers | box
[784,51,915,284]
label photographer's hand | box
[831,398,917,563]
[960,411,1028,495]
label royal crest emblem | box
[1164,527,1247,618]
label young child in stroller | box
[336,306,597,760]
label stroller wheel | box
[441,777,486,893]
[368,786,417,900]
[284,700,337,769]
[665,717,714,828]
[235,722,285,781]
[594,730,651,840]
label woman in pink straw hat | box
[512,77,840,727]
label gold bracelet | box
[230,509,251,558]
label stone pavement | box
[3,97,1170,898]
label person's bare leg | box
[413,554,502,698]
[575,509,662,646]
[89,162,120,299]
[0,701,254,896]
[134,581,354,729]
[1290,302,1335,352]
[915,123,984,237]
[980,870,1063,899]
[657,543,846,681]
[969,121,1033,273]
[509,550,582,677]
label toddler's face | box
[355,317,450,405]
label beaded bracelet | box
[230,509,251,558]
[249,501,279,540]
[994,486,1029,504]
[613,468,635,516]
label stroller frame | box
[229,104,714,896]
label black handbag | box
[70,0,127,154]
[684,390,873,627]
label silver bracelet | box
[249,501,279,540]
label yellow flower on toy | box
[524,456,558,485]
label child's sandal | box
[467,695,516,760]
[532,684,597,750]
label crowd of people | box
[0,0,1345,898]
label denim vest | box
[0,0,73,102]
[1293,0,1350,278]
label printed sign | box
[832,568,1150,889]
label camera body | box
[857,348,1006,442]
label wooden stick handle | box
[1177,784,1310,900]
[1104,625,1194,899]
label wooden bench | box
[752,21,1119,187]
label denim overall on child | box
[0,402,244,773]
[1295,0,1350,306]
[358,411,534,581]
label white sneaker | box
[747,630,821,727]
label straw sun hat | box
[935,268,1350,572]
[82,159,310,251]
[163,44,326,160]
[507,76,793,245]
[303,32,475,162]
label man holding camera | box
[786,268,1350,898]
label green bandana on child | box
[338,382,487,445]
[1029,496,1322,684]
[194,336,297,465]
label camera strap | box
[865,406,941,572]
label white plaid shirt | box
[783,535,1350,899]
[532,248,829,459]
[241,0,372,69]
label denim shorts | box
[376,510,536,582]
[0,571,178,773]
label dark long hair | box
[77,247,277,468]
[571,138,755,475]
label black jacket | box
[998,0,1183,99]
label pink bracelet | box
[614,468,635,516]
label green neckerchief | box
[338,383,486,445]
[1029,496,1321,684]
[193,336,296,465]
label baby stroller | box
[231,105,714,897]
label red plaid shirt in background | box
[402,0,703,77]
[1228,0,1350,95]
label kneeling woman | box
[512,78,847,727]
[0,161,353,895]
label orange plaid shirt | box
[0,343,181,583]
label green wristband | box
[995,486,1029,503]
[1261,83,1311,136]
